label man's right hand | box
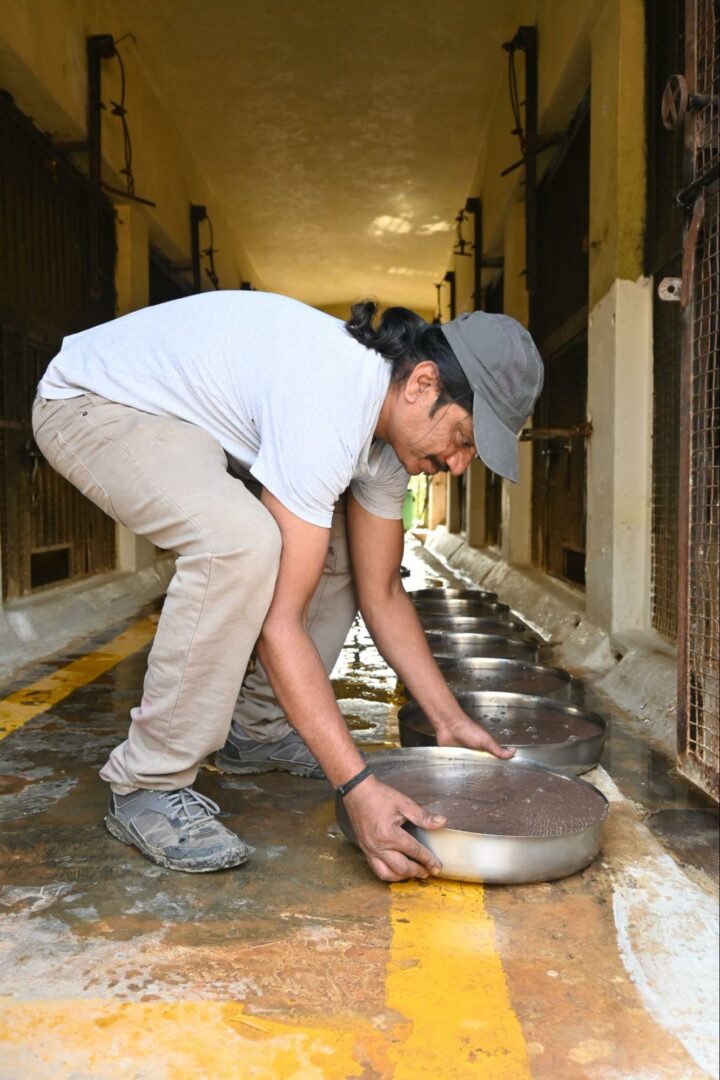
[342,776,447,882]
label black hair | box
[345,300,473,415]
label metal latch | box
[519,421,593,443]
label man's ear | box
[404,361,439,403]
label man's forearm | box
[359,589,466,733]
[256,617,365,786]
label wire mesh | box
[651,254,682,640]
[694,0,719,181]
[681,181,719,796]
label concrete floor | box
[0,543,718,1079]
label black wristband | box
[335,765,373,798]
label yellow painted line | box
[0,1001,386,1079]
[386,880,531,1078]
[0,882,529,1077]
[0,616,157,740]
[0,617,529,1076]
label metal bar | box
[444,270,456,319]
[519,422,593,442]
[466,197,482,310]
[500,135,564,177]
[86,35,116,300]
[190,204,207,294]
[522,26,539,297]
[53,140,90,154]
[675,160,720,206]
[676,0,697,773]
[102,183,157,208]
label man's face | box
[394,394,476,477]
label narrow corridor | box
[0,541,716,1079]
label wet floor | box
[0,539,718,1078]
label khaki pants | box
[231,497,358,743]
[32,393,360,792]
[32,393,283,794]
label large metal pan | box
[335,747,608,884]
[413,597,511,617]
[426,630,540,662]
[398,691,606,774]
[419,613,531,636]
[432,656,572,699]
[409,587,498,603]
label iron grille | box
[677,0,719,801]
[694,0,719,180]
[645,0,685,274]
[651,254,682,640]
[530,99,589,585]
[0,92,116,599]
[483,273,503,547]
[485,471,502,547]
[530,99,590,355]
[531,337,588,586]
[679,182,719,798]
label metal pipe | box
[444,270,456,319]
[466,197,482,310]
[87,35,116,300]
[190,204,207,294]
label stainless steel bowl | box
[335,747,609,884]
[413,597,511,617]
[433,657,572,699]
[409,587,498,603]
[398,691,606,774]
[426,630,540,662]
[419,613,531,636]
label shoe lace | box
[164,788,220,831]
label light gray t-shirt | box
[38,291,409,528]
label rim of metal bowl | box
[337,746,609,840]
[413,598,512,616]
[425,630,541,658]
[398,691,606,753]
[409,587,498,602]
[420,614,531,633]
[432,656,572,696]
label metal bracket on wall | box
[53,34,156,299]
[519,421,593,442]
[443,270,457,320]
[500,26,564,298]
[464,197,504,311]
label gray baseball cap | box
[440,311,544,482]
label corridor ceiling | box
[118,0,521,311]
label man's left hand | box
[434,715,516,759]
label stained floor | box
[0,540,718,1079]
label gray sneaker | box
[215,730,326,779]
[105,787,249,872]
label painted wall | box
[0,0,260,288]
[441,0,654,641]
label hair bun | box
[345,300,426,363]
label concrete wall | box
[585,0,650,634]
